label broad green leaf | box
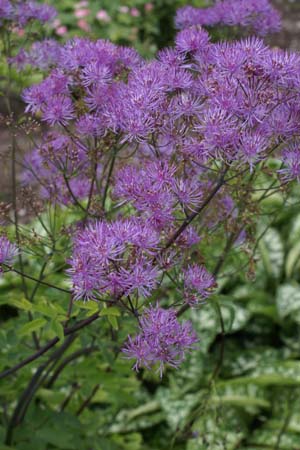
[248,429,300,450]
[276,284,300,324]
[50,319,64,341]
[19,318,47,336]
[286,242,300,278]
[108,315,119,330]
[211,394,270,409]
[33,303,59,319]
[258,227,284,279]
[100,306,121,317]
[5,297,33,311]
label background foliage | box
[1,179,300,449]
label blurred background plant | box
[47,0,207,56]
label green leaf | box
[286,242,300,278]
[258,227,284,279]
[276,284,300,324]
[33,303,59,319]
[108,315,119,330]
[100,306,121,317]
[5,297,33,311]
[19,318,47,336]
[211,395,270,409]
[50,319,64,341]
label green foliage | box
[1,182,300,449]
[48,0,207,56]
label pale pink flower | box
[75,8,90,18]
[12,27,25,37]
[74,1,89,9]
[56,26,68,36]
[130,8,140,17]
[77,19,91,32]
[145,3,154,12]
[52,18,61,28]
[119,6,129,13]
[96,9,111,22]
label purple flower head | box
[81,62,112,87]
[114,163,176,230]
[236,130,268,169]
[68,219,160,301]
[41,95,75,126]
[16,1,57,26]
[279,143,300,182]
[177,227,202,248]
[171,178,203,212]
[23,84,48,114]
[25,40,62,71]
[22,70,70,115]
[175,26,210,54]
[157,47,186,69]
[175,0,281,36]
[76,114,106,137]
[184,264,215,305]
[66,253,104,301]
[197,107,239,159]
[9,49,28,70]
[123,305,197,376]
[0,0,13,20]
[117,259,159,298]
[0,236,18,274]
[261,49,300,86]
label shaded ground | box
[270,0,300,50]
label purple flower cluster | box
[123,305,197,376]
[22,31,300,183]
[21,132,92,205]
[176,0,281,36]
[0,236,18,274]
[114,162,203,230]
[0,0,56,25]
[18,5,300,374]
[67,219,160,301]
[280,143,300,182]
[184,264,215,305]
[10,40,63,71]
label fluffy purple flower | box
[76,114,106,137]
[280,143,300,182]
[123,305,197,376]
[171,178,203,212]
[16,1,57,26]
[67,254,104,301]
[68,219,160,301]
[12,40,63,71]
[196,107,239,159]
[117,260,159,298]
[0,0,13,20]
[41,95,75,126]
[81,62,112,87]
[184,264,215,304]
[236,130,268,169]
[23,84,48,114]
[175,26,210,54]
[175,0,281,36]
[22,70,70,114]
[0,236,18,273]
[114,163,176,230]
